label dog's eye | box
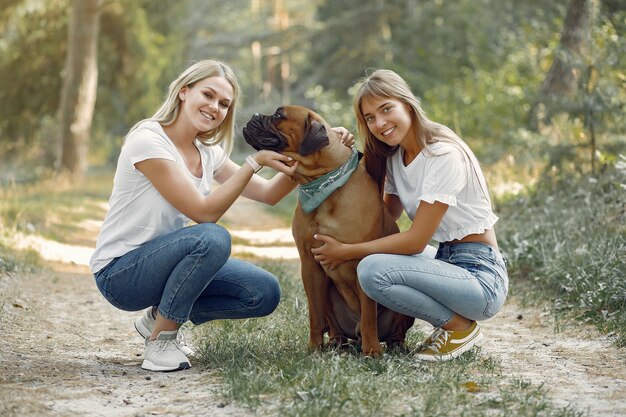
[273,108,286,120]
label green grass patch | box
[497,161,626,346]
[0,239,42,275]
[0,170,112,244]
[194,260,584,417]
[0,169,113,273]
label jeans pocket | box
[448,251,486,275]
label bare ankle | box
[441,314,472,331]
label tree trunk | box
[530,0,595,129]
[541,0,593,97]
[56,0,102,181]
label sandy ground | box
[1,196,625,416]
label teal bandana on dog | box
[299,149,362,214]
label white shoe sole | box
[415,331,483,362]
[141,359,191,372]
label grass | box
[496,161,626,347]
[194,260,584,417]
[0,241,42,275]
[0,170,111,244]
[0,170,109,274]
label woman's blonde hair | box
[129,59,241,156]
[354,68,490,202]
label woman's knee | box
[251,274,281,317]
[357,254,388,297]
[192,223,231,259]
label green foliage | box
[97,0,190,130]
[497,158,626,346]
[1,0,624,179]
[0,0,190,172]
[0,0,68,166]
[91,0,192,166]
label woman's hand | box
[311,234,349,270]
[332,127,355,148]
[252,150,298,177]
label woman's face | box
[360,95,414,148]
[179,76,234,132]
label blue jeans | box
[94,223,281,324]
[357,242,508,328]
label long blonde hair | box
[354,69,490,203]
[129,59,241,156]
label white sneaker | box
[134,307,194,356]
[142,330,191,372]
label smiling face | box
[178,76,234,133]
[360,95,415,148]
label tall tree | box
[56,0,102,180]
[530,0,597,129]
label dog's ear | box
[299,119,329,156]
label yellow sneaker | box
[414,321,482,361]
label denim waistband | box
[437,241,506,266]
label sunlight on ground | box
[13,233,95,266]
[231,243,298,259]
[12,227,298,267]
[229,228,294,244]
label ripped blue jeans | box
[357,242,508,327]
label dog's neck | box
[292,140,353,184]
[297,147,361,214]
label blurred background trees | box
[0,0,624,187]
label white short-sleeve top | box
[384,141,498,242]
[89,121,227,273]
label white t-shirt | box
[384,141,498,242]
[89,121,227,273]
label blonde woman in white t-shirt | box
[90,59,354,372]
[311,69,508,361]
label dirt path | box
[1,197,625,416]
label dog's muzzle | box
[242,113,288,152]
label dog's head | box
[243,105,332,155]
[243,106,350,180]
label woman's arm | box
[215,158,298,205]
[312,200,448,269]
[228,126,355,205]
[384,193,404,221]
[135,150,296,224]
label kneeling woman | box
[90,59,353,372]
[311,69,508,361]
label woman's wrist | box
[345,242,362,261]
[245,154,262,174]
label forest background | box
[1,0,625,358]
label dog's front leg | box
[358,286,383,357]
[300,256,328,350]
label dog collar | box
[298,149,362,214]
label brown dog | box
[243,105,414,356]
